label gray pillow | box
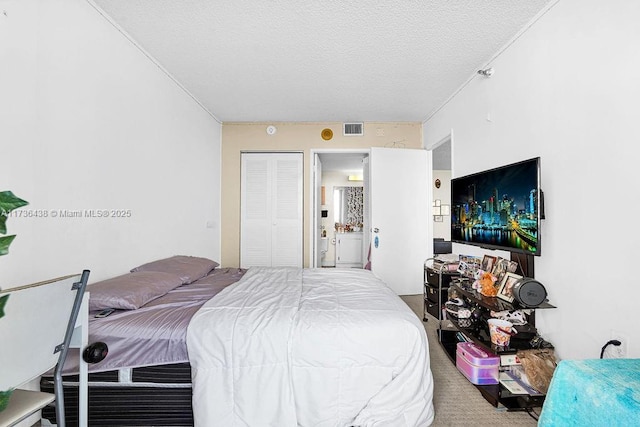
[130,255,219,284]
[88,271,183,311]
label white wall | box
[424,0,640,360]
[0,0,222,288]
[432,170,451,240]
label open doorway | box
[431,137,452,253]
[313,151,368,268]
[312,147,431,294]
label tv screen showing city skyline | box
[451,157,541,256]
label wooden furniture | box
[0,272,90,427]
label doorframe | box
[424,130,453,251]
[309,148,370,268]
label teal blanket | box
[538,359,640,426]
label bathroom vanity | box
[335,232,363,268]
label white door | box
[241,152,303,268]
[369,147,431,295]
[313,154,323,268]
[362,156,371,267]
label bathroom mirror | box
[333,186,363,228]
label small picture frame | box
[481,255,497,273]
[506,260,519,273]
[491,258,507,281]
[497,272,523,303]
[458,255,482,278]
[456,258,473,278]
[491,259,519,283]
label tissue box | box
[456,342,499,385]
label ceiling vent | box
[343,122,364,136]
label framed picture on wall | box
[497,272,523,303]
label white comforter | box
[186,267,434,427]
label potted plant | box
[0,191,29,256]
[0,190,29,411]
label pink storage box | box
[456,342,499,385]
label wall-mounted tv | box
[451,157,542,256]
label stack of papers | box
[499,371,543,395]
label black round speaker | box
[512,278,547,308]
[83,342,109,364]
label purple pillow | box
[88,271,184,311]
[130,255,219,284]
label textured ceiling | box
[90,0,552,123]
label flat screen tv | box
[451,157,542,256]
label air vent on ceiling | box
[343,122,364,136]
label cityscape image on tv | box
[451,159,539,254]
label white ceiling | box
[90,0,552,123]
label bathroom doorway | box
[313,151,368,268]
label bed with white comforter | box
[187,267,434,426]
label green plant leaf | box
[0,191,28,255]
[0,191,29,216]
[0,235,16,256]
[0,295,9,319]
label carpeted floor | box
[400,295,539,427]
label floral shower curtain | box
[345,187,363,226]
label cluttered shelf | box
[444,282,555,349]
[447,283,555,351]
[453,283,556,312]
[437,329,547,409]
[426,253,557,411]
[444,315,545,354]
[442,301,555,410]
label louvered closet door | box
[241,152,303,268]
[241,154,271,267]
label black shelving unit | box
[438,283,555,411]
[423,259,459,325]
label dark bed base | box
[40,363,194,426]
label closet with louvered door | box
[240,152,303,268]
